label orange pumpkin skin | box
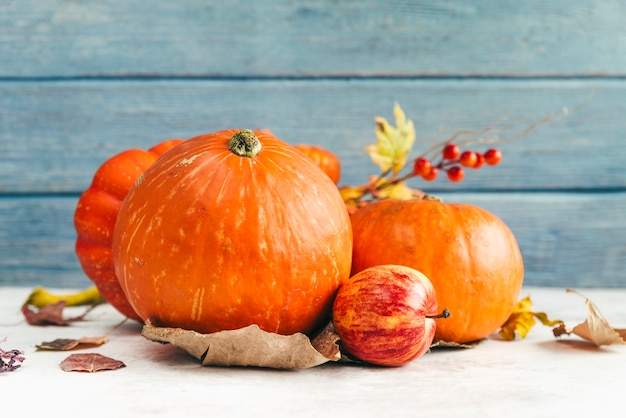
[349,199,524,343]
[294,144,341,184]
[74,139,184,320]
[113,129,353,336]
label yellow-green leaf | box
[366,103,415,175]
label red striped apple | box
[332,264,448,367]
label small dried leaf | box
[430,339,483,349]
[553,289,626,347]
[309,321,341,361]
[142,320,340,369]
[498,295,563,341]
[1,337,25,372]
[21,301,96,326]
[60,353,125,372]
[37,335,108,351]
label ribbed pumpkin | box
[112,129,353,336]
[74,139,184,321]
[349,198,524,343]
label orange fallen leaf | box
[552,289,626,347]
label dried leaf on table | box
[60,353,126,372]
[552,289,626,347]
[142,320,341,369]
[36,336,108,351]
[430,339,483,349]
[24,286,104,307]
[21,301,97,326]
[498,295,564,341]
[36,318,128,351]
[309,321,341,361]
[35,318,127,351]
[1,337,25,373]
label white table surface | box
[2,285,625,418]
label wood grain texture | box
[1,0,625,288]
[2,0,626,77]
[1,79,622,193]
[1,193,624,289]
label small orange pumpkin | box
[113,129,353,336]
[349,198,524,343]
[74,139,184,320]
[295,144,341,184]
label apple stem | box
[427,307,450,319]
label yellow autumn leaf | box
[498,295,563,341]
[25,286,105,308]
[366,102,415,175]
[376,181,421,200]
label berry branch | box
[340,103,568,211]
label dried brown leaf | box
[37,335,108,351]
[553,289,626,347]
[430,339,483,349]
[309,321,342,361]
[35,318,126,350]
[142,320,340,369]
[21,301,97,326]
[59,353,125,372]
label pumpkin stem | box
[421,194,443,202]
[228,129,262,158]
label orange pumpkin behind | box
[349,198,524,343]
[295,144,341,184]
[74,139,184,321]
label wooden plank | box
[451,192,626,288]
[2,0,626,77]
[1,192,624,288]
[0,196,90,288]
[1,78,623,193]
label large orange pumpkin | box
[294,144,341,184]
[349,198,524,343]
[112,129,353,336]
[74,139,184,321]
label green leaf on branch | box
[366,102,415,175]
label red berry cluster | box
[413,144,502,183]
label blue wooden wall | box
[1,0,625,288]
